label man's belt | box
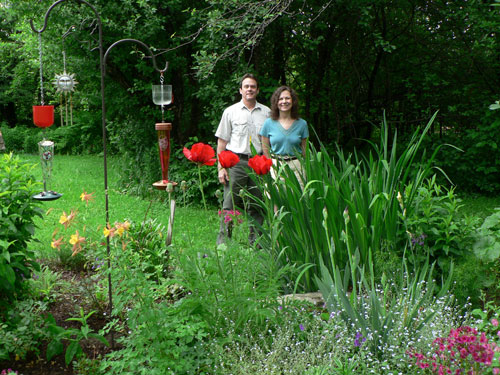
[235,153,251,160]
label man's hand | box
[218,168,228,185]
[216,138,230,185]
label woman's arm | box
[301,137,308,156]
[261,136,271,158]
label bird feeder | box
[152,74,175,190]
[32,32,61,201]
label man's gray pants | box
[216,159,263,245]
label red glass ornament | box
[33,105,54,128]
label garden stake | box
[31,0,170,349]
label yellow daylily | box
[51,237,64,250]
[59,210,77,229]
[80,191,95,206]
[69,230,86,255]
[114,221,131,237]
[103,225,116,238]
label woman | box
[259,86,309,185]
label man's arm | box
[217,138,229,185]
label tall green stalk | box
[197,165,207,211]
[254,112,443,292]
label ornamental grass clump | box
[254,112,446,292]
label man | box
[215,73,270,245]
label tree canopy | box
[1,0,499,191]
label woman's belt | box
[272,155,298,161]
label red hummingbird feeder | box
[151,74,175,190]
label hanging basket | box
[33,105,54,128]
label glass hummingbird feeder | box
[152,72,175,190]
[32,32,62,201]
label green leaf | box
[2,264,15,286]
[88,333,110,347]
[46,339,63,361]
[65,341,80,365]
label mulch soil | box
[0,267,115,375]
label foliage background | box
[1,0,499,194]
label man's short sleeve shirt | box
[215,100,270,154]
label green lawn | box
[21,152,499,261]
[460,194,500,219]
[20,154,220,260]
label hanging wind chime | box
[32,31,62,201]
[152,71,174,190]
[53,27,78,127]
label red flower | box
[183,143,216,166]
[248,154,272,175]
[218,150,240,169]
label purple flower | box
[411,233,427,247]
[299,324,305,331]
[354,331,366,347]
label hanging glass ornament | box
[53,33,78,127]
[32,31,61,201]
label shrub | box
[0,153,43,301]
[0,126,41,153]
[0,299,51,361]
[101,303,209,375]
[400,176,477,272]
[124,218,170,282]
[413,115,500,194]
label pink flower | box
[491,318,499,327]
